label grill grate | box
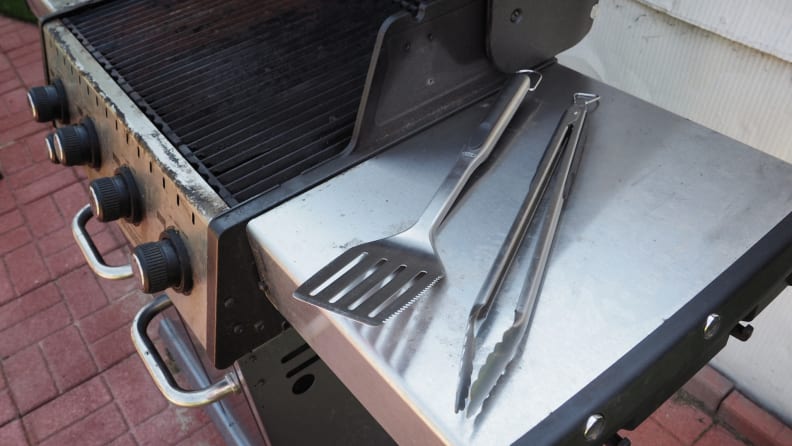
[64,0,395,205]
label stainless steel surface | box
[131,295,240,408]
[44,134,57,163]
[43,22,229,347]
[248,64,792,445]
[25,0,90,17]
[464,93,600,417]
[72,204,133,280]
[158,318,263,446]
[26,92,39,121]
[293,72,542,325]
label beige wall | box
[559,0,792,424]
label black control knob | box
[54,118,100,167]
[88,166,143,223]
[27,80,69,123]
[132,229,193,294]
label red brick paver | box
[0,15,223,445]
[683,363,735,413]
[1,12,791,446]
[718,391,786,446]
[652,398,713,444]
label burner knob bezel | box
[53,118,101,168]
[132,229,193,294]
[44,133,59,164]
[27,80,69,123]
[88,166,143,224]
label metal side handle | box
[72,204,133,280]
[132,295,241,407]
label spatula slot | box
[326,257,388,304]
[347,265,408,311]
[305,251,368,297]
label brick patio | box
[0,14,223,446]
[0,13,790,446]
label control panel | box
[30,22,229,348]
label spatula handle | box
[410,71,542,237]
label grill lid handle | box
[132,294,241,407]
[72,204,133,280]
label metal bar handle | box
[131,294,241,407]
[72,204,133,280]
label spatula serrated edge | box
[379,275,443,323]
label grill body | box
[40,0,504,367]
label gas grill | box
[24,0,792,444]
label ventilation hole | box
[149,161,152,173]
[161,178,165,189]
[291,374,314,395]
[191,212,195,225]
[105,108,108,118]
[136,146,140,158]
[95,96,98,107]
[125,133,129,144]
[115,120,118,131]
[286,355,320,378]
[176,195,180,206]
[281,343,310,364]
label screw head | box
[704,313,721,340]
[584,414,606,441]
[510,8,523,23]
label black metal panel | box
[63,0,396,205]
[487,0,598,73]
[237,328,395,445]
[514,210,792,445]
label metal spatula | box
[293,71,543,325]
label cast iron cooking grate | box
[64,0,395,205]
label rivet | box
[233,325,243,335]
[704,313,721,340]
[223,298,235,309]
[254,321,266,333]
[583,414,605,441]
[510,8,523,24]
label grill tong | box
[456,93,600,416]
